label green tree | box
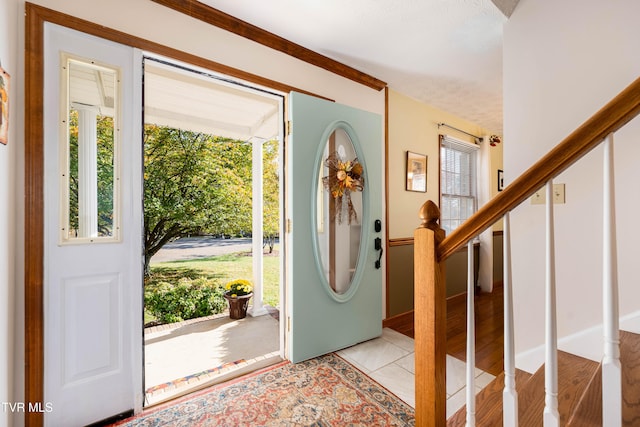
[68,110,115,237]
[144,125,252,274]
[263,139,280,253]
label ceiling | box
[198,0,517,134]
[144,60,282,141]
[69,57,283,142]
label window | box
[440,135,479,234]
[61,55,121,243]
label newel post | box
[414,200,447,427]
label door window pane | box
[62,57,120,243]
[316,128,363,295]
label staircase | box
[413,77,640,427]
[447,330,640,426]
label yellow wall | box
[387,90,497,239]
[386,90,503,316]
[490,134,504,231]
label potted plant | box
[223,279,253,319]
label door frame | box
[25,4,336,425]
[141,54,287,397]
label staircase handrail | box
[414,76,640,427]
[437,76,640,262]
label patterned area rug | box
[116,353,415,426]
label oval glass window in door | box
[316,127,364,295]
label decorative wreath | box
[322,151,365,224]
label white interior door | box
[43,23,143,426]
[287,92,383,363]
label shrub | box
[144,277,226,324]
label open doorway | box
[141,57,285,406]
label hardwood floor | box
[387,282,504,376]
[447,282,504,376]
[388,284,640,425]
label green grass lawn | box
[145,248,280,324]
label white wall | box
[1,0,18,424]
[504,0,640,361]
[28,0,384,114]
[10,1,385,423]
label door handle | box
[375,237,383,269]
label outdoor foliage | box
[68,110,116,236]
[144,125,251,274]
[263,139,280,253]
[143,125,281,274]
[224,279,253,297]
[144,275,227,324]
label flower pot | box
[224,292,253,319]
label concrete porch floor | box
[144,309,281,406]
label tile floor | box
[338,328,496,418]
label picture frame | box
[0,65,9,145]
[406,151,427,192]
[497,169,504,192]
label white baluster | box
[543,180,560,427]
[602,133,622,427]
[466,240,476,427]
[503,212,518,427]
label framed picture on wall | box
[0,65,9,145]
[498,169,504,191]
[406,151,427,192]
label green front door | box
[287,92,383,363]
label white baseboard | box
[515,310,640,374]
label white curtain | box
[477,135,494,292]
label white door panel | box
[44,23,143,426]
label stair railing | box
[502,212,517,426]
[414,76,640,427]
[602,133,622,426]
[543,180,560,426]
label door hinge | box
[286,120,292,136]
[287,316,291,332]
[286,218,292,233]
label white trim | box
[142,52,286,104]
[441,134,480,152]
[515,310,640,374]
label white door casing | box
[44,23,143,426]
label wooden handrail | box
[438,76,640,261]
